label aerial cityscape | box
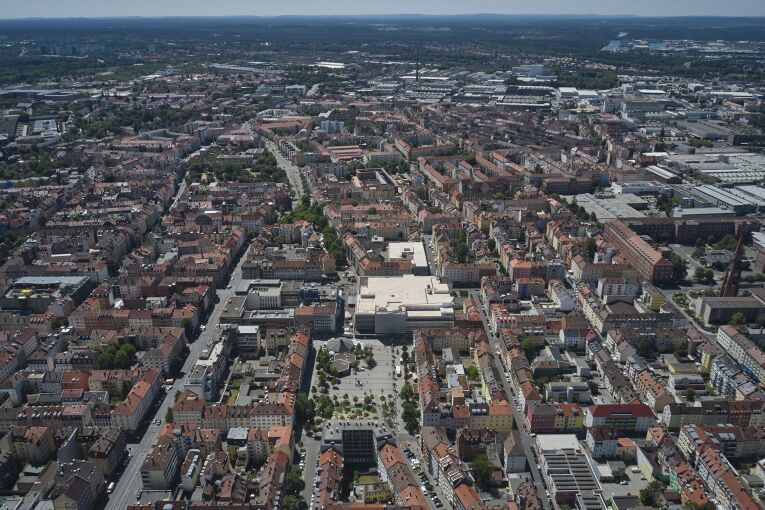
[1,7,765,510]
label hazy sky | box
[3,0,765,18]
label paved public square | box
[312,338,403,427]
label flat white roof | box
[536,434,581,452]
[387,241,428,269]
[237,325,260,334]
[356,274,453,315]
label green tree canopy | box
[670,253,688,282]
[400,382,415,401]
[282,495,307,510]
[284,466,305,495]
[730,312,746,326]
[469,454,495,490]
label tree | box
[97,347,116,369]
[113,349,130,369]
[469,454,495,490]
[670,253,687,282]
[715,234,737,252]
[400,382,415,402]
[452,242,469,263]
[757,314,765,329]
[694,267,714,283]
[466,365,480,381]
[317,348,331,371]
[730,313,746,326]
[639,481,663,507]
[282,496,307,510]
[520,339,537,361]
[316,395,334,419]
[165,407,174,423]
[122,343,136,358]
[684,389,696,402]
[583,237,597,262]
[285,466,305,495]
[402,402,420,434]
[295,393,316,426]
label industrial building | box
[692,185,757,215]
[574,193,647,220]
[611,181,673,196]
[730,185,765,213]
[661,151,765,185]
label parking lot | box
[599,466,649,501]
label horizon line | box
[2,13,765,21]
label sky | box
[2,0,765,18]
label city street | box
[265,139,305,201]
[469,290,551,510]
[106,243,252,510]
[422,234,439,277]
[301,437,320,506]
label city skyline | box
[1,6,765,510]
[3,0,765,19]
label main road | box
[264,139,305,201]
[106,244,251,510]
[240,120,305,202]
[469,290,551,510]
